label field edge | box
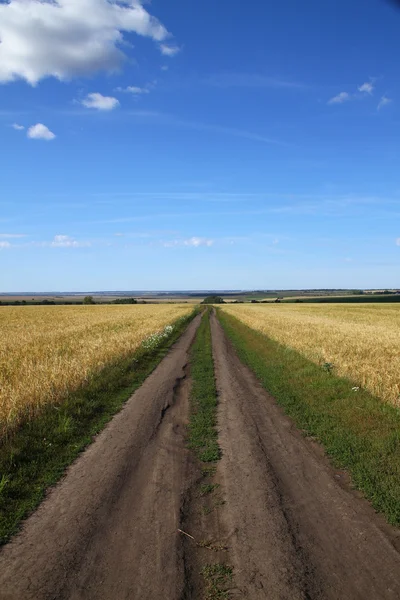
[0,308,199,546]
[217,308,400,527]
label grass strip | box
[187,311,234,598]
[0,310,198,545]
[218,309,400,526]
[187,310,220,463]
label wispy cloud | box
[160,44,181,57]
[27,123,56,140]
[81,93,120,111]
[0,241,11,249]
[11,123,24,131]
[205,72,306,90]
[0,233,26,238]
[92,193,400,225]
[116,85,150,95]
[51,235,90,248]
[378,95,392,110]
[358,81,374,95]
[125,110,289,147]
[396,238,400,246]
[329,79,377,105]
[328,91,351,105]
[163,236,214,248]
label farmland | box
[2,304,400,599]
[221,303,400,404]
[0,304,193,437]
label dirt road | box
[1,311,400,599]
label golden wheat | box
[221,303,400,404]
[0,304,193,434]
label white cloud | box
[160,44,180,57]
[163,237,214,248]
[328,92,351,105]
[0,241,11,249]
[161,65,169,71]
[81,93,120,110]
[396,238,400,246]
[0,0,174,85]
[378,96,392,110]
[27,123,56,140]
[0,233,26,238]
[12,123,24,131]
[116,85,150,95]
[50,235,89,248]
[358,81,374,95]
[184,237,213,247]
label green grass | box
[218,309,400,526]
[187,310,220,463]
[199,483,220,497]
[0,310,198,546]
[201,563,233,599]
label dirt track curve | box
[1,310,400,599]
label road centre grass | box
[187,310,220,463]
[218,310,400,526]
[0,310,198,546]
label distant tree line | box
[202,295,225,304]
[0,296,139,307]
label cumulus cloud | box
[328,92,351,105]
[50,235,89,248]
[0,0,175,85]
[81,92,120,110]
[0,241,11,249]
[12,123,24,130]
[378,95,392,110]
[160,44,181,57]
[27,123,56,140]
[358,81,374,95]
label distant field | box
[0,304,193,436]
[221,303,400,404]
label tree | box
[202,295,225,304]
[83,296,95,305]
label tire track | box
[0,314,202,600]
[211,309,400,599]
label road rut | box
[211,310,400,599]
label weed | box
[201,563,233,599]
[198,540,228,552]
[200,483,219,497]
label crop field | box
[0,304,193,437]
[221,303,400,404]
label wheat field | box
[0,304,193,435]
[221,303,400,404]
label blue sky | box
[1,0,400,291]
